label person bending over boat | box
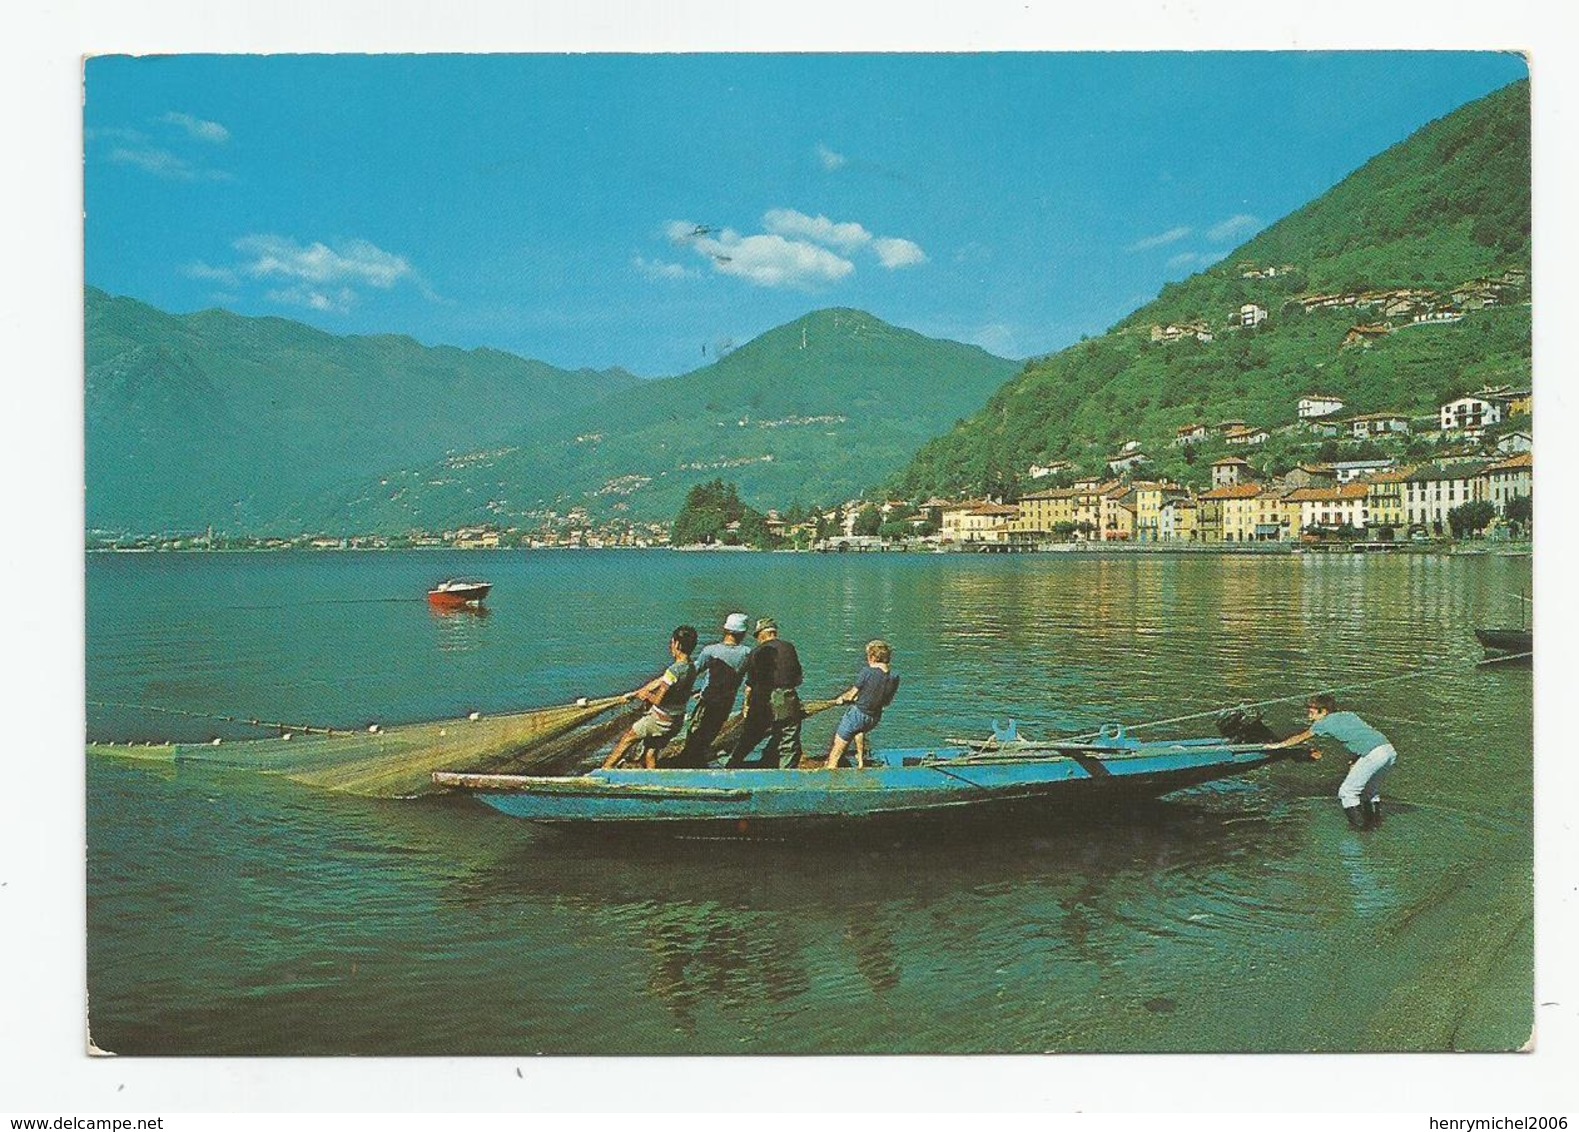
[819,640,900,770]
[1268,693,1397,830]
[670,612,754,768]
[602,625,699,770]
[726,617,805,768]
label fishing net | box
[88,694,846,797]
[90,695,633,799]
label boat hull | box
[436,740,1300,839]
[427,583,492,607]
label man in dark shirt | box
[726,617,805,768]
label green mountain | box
[311,308,1018,533]
[894,80,1531,499]
[85,288,639,533]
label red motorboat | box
[427,578,493,608]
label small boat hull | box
[427,580,492,607]
[435,739,1304,839]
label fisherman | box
[818,639,900,770]
[669,612,754,767]
[726,617,805,768]
[602,625,699,770]
[1268,692,1397,830]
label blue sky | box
[85,52,1527,376]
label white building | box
[1477,453,1532,514]
[1239,303,1268,327]
[1405,464,1487,532]
[1439,396,1503,434]
[1298,394,1346,420]
[1348,413,1411,439]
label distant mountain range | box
[85,289,639,533]
[308,308,1019,532]
[893,80,1531,499]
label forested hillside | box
[894,80,1530,499]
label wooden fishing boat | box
[427,577,492,608]
[433,730,1315,838]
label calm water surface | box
[85,549,1533,1054]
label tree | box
[1447,500,1496,539]
[853,504,882,537]
[1504,493,1531,532]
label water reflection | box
[440,796,1307,1047]
[430,600,491,654]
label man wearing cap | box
[670,612,754,768]
[727,617,806,768]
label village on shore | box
[90,381,1531,556]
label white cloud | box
[763,208,872,252]
[1207,214,1262,243]
[817,144,847,171]
[161,111,231,144]
[872,236,927,269]
[662,211,923,288]
[632,256,695,281]
[1166,252,1202,270]
[1128,226,1192,252]
[709,233,854,289]
[236,235,416,290]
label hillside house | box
[1223,426,1270,447]
[1239,303,1268,327]
[1211,456,1253,488]
[1348,412,1411,439]
[1173,423,1209,447]
[1439,396,1503,435]
[1412,309,1464,326]
[1298,394,1346,420]
[1496,431,1532,455]
[1108,450,1152,474]
[1342,324,1392,349]
[1150,322,1215,344]
[1239,263,1295,280]
[1216,419,1247,436]
[1026,460,1073,480]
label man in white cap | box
[671,612,754,767]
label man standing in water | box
[726,617,805,768]
[1269,693,1398,830]
[670,612,753,767]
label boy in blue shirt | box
[818,639,900,770]
[1270,693,1397,830]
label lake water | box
[85,548,1533,1054]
